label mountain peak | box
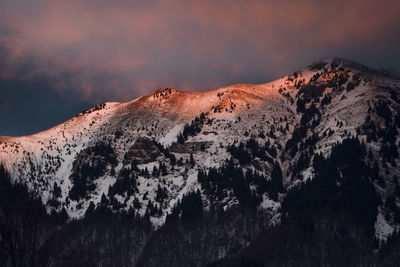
[307,57,359,71]
[153,88,182,96]
[306,57,397,78]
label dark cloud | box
[0,0,399,135]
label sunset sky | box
[1,0,400,136]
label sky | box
[0,0,399,136]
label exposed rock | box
[124,137,162,164]
[170,141,213,154]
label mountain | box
[1,57,400,266]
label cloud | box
[0,102,10,111]
[0,0,399,102]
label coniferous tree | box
[190,153,195,166]
[181,190,203,222]
[271,162,284,194]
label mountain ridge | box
[0,57,361,139]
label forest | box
[1,138,400,266]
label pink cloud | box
[0,0,399,101]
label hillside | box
[1,57,400,266]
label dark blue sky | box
[0,78,92,136]
[1,0,399,136]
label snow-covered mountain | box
[1,57,400,241]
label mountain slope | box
[1,57,400,243]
